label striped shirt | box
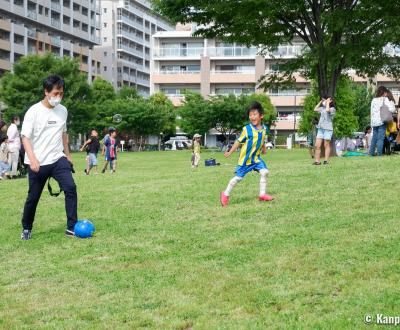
[237,124,268,166]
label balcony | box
[51,2,61,11]
[153,70,201,84]
[268,89,309,96]
[210,69,255,83]
[214,88,255,96]
[118,44,143,58]
[266,44,306,58]
[27,10,37,20]
[208,47,257,57]
[51,18,61,29]
[136,77,150,86]
[50,36,61,46]
[118,30,144,45]
[27,28,36,38]
[153,47,204,58]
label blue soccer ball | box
[74,220,95,238]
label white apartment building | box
[96,0,174,96]
[151,28,400,146]
[0,0,102,81]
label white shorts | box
[317,128,333,141]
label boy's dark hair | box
[43,75,65,92]
[247,101,264,116]
[11,115,19,123]
[365,125,371,134]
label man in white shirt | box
[6,115,21,177]
[20,75,77,240]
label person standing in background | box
[6,116,21,178]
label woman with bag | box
[369,86,396,156]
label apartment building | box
[96,0,174,96]
[151,28,400,146]
[0,0,102,81]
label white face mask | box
[48,96,62,107]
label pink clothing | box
[110,138,116,158]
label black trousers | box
[21,157,77,231]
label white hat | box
[193,134,202,138]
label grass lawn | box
[0,149,399,329]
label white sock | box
[224,176,242,196]
[259,169,269,196]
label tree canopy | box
[154,0,400,98]
[0,54,92,134]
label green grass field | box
[1,149,399,329]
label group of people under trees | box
[307,85,399,162]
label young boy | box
[191,133,201,168]
[80,129,100,175]
[102,128,118,173]
[220,101,274,206]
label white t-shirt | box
[21,101,68,166]
[370,97,396,127]
[6,123,21,152]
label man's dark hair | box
[43,75,65,92]
[0,120,5,130]
[247,101,264,116]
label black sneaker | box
[65,229,75,237]
[101,169,105,174]
[323,161,329,165]
[312,161,321,165]
[21,229,32,240]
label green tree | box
[118,85,141,100]
[0,54,91,134]
[209,94,247,141]
[91,78,116,104]
[353,83,374,131]
[299,78,358,138]
[179,92,213,136]
[154,0,400,97]
[148,92,176,137]
[89,78,116,133]
[333,78,358,138]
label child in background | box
[80,129,100,175]
[191,133,201,168]
[0,135,11,179]
[102,128,118,173]
[220,101,274,206]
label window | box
[103,22,107,28]
[103,8,107,13]
[14,34,24,44]
[103,37,107,42]
[103,51,107,57]
[103,66,107,71]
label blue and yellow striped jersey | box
[237,124,268,166]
